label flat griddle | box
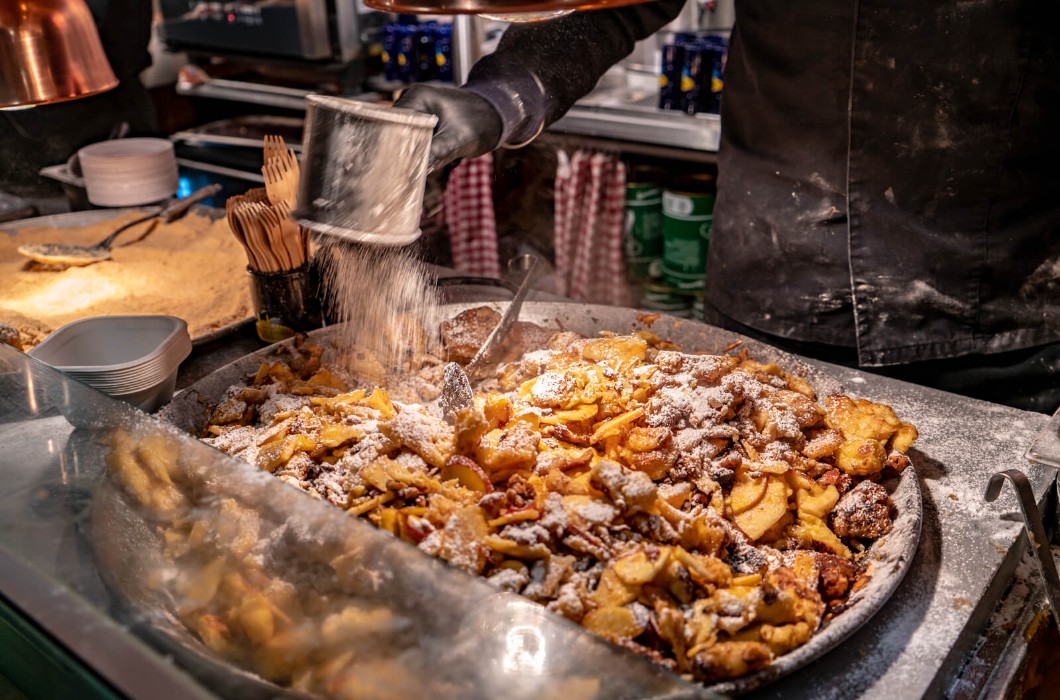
[0,207,253,346]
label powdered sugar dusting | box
[743,350,1051,699]
[177,301,1055,699]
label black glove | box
[466,0,687,129]
[393,84,504,172]
[395,0,686,171]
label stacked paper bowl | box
[28,316,192,412]
[78,138,180,207]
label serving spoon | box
[17,184,221,266]
[440,253,543,421]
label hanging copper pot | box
[0,0,118,109]
[364,0,652,21]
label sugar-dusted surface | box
[1,209,252,347]
[741,359,1052,700]
[439,303,1055,699]
[163,301,1055,699]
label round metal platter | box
[1,206,252,346]
[158,301,923,696]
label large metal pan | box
[155,301,922,697]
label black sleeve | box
[95,0,154,80]
[464,0,686,144]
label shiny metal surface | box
[550,85,721,153]
[150,306,1060,699]
[0,312,1056,699]
[441,255,543,419]
[332,0,362,63]
[294,0,331,60]
[294,96,436,246]
[1027,407,1060,468]
[984,471,1060,624]
[1,206,253,346]
[16,184,222,266]
[0,345,700,700]
[160,302,923,696]
[463,254,544,375]
[0,0,118,109]
[451,15,484,86]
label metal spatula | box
[441,253,543,421]
[17,184,221,266]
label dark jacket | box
[471,0,1060,366]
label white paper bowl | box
[78,138,179,207]
[29,315,191,412]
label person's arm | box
[395,0,686,169]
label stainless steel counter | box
[174,74,721,160]
[1,306,1057,699]
[174,299,1058,699]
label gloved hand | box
[394,84,504,172]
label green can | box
[662,188,715,291]
[624,183,664,280]
[692,294,705,321]
[640,284,694,317]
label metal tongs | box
[985,469,1060,623]
[440,254,543,421]
[986,409,1060,623]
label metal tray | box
[89,475,311,700]
[172,116,305,152]
[157,301,923,697]
[1,207,254,347]
[0,342,695,700]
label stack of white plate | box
[78,138,179,207]
[28,316,192,412]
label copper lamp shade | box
[0,0,118,109]
[365,0,652,19]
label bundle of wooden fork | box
[226,135,310,273]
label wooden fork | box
[226,197,261,270]
[275,200,307,269]
[263,135,287,168]
[254,205,291,271]
[262,159,297,209]
[235,203,281,272]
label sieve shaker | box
[294,95,438,247]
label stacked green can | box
[623,183,664,280]
[662,188,715,291]
[640,284,694,317]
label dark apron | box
[705,0,1060,367]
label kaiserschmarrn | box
[192,309,917,685]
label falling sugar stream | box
[296,96,443,380]
[314,237,441,380]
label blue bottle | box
[435,24,453,83]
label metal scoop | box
[441,253,543,421]
[17,184,221,266]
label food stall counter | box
[0,308,1055,699]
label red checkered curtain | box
[554,149,630,305]
[442,153,501,278]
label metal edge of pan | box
[153,301,923,696]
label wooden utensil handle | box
[160,184,223,223]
